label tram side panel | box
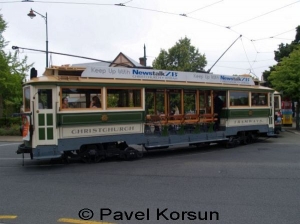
[220,108,273,137]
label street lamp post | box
[27,9,48,68]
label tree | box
[152,37,207,72]
[268,47,300,130]
[263,26,300,86]
[274,26,300,62]
[0,13,31,117]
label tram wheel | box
[79,145,104,163]
[244,133,253,144]
[227,137,240,148]
[123,147,139,160]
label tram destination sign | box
[82,66,255,85]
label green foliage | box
[274,26,300,62]
[106,94,119,107]
[177,125,185,135]
[0,13,32,117]
[0,124,21,136]
[193,124,201,134]
[0,117,21,127]
[152,37,207,72]
[263,25,300,86]
[161,125,169,136]
[262,66,276,87]
[268,47,300,99]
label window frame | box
[106,87,143,110]
[24,86,31,112]
[60,86,103,110]
[251,92,269,107]
[229,90,250,107]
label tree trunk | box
[296,99,300,130]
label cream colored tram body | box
[17,66,276,162]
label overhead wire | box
[1,0,298,76]
[251,28,296,41]
[229,0,300,28]
[240,38,258,78]
[207,59,274,63]
[185,0,223,15]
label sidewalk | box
[0,135,22,142]
[283,119,300,135]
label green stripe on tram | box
[224,109,270,118]
[57,112,144,126]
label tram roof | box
[26,65,273,91]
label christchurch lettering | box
[71,126,135,135]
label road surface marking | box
[0,215,17,219]
[58,218,115,224]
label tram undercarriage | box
[17,127,274,164]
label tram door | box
[33,88,57,145]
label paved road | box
[0,131,300,224]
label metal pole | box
[28,9,48,68]
[144,44,146,67]
[45,12,48,68]
[207,35,242,73]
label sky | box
[1,0,299,80]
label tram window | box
[107,88,142,108]
[199,90,211,114]
[251,93,268,106]
[230,91,249,106]
[145,89,165,115]
[24,87,30,112]
[155,90,165,114]
[145,91,155,114]
[216,91,227,108]
[274,95,280,109]
[169,90,181,115]
[61,87,102,109]
[184,90,196,114]
[38,89,52,109]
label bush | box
[0,124,21,136]
[0,117,22,127]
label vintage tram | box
[17,65,277,162]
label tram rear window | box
[251,92,268,106]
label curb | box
[0,136,22,142]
